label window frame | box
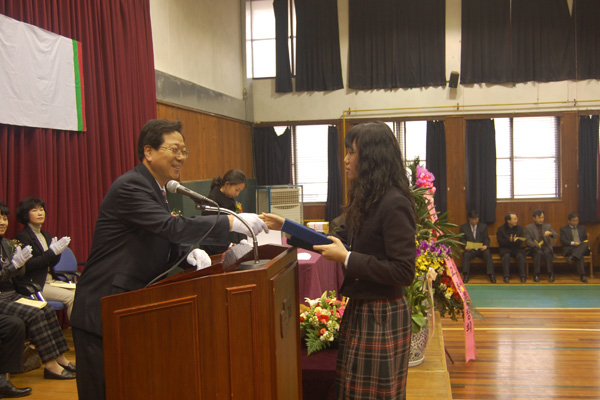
[495,115,561,201]
[246,0,296,79]
[272,124,329,204]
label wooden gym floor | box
[8,271,599,399]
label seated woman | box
[15,197,74,318]
[202,169,248,254]
[0,201,75,380]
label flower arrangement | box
[407,159,464,333]
[6,239,21,253]
[299,291,347,355]
[170,208,183,217]
[235,202,243,213]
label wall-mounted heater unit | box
[256,185,304,224]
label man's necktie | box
[572,226,580,243]
[161,189,168,204]
[472,225,476,240]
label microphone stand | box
[198,205,269,269]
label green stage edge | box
[465,284,600,308]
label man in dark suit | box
[497,212,527,283]
[71,119,268,400]
[459,210,495,283]
[524,209,558,282]
[0,315,32,398]
[560,212,589,283]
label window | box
[272,121,428,203]
[495,116,559,199]
[386,121,427,176]
[274,125,329,203]
[246,0,296,79]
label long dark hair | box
[210,169,246,190]
[344,122,415,231]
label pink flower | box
[415,166,436,195]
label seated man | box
[497,212,527,283]
[560,212,589,283]
[0,314,33,398]
[459,210,495,283]
[525,209,558,282]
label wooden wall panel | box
[157,101,253,182]
[445,116,466,230]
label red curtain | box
[0,0,157,262]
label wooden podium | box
[101,244,302,400]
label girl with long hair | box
[263,122,416,399]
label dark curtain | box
[274,0,293,93]
[0,0,157,262]
[252,127,292,185]
[460,0,511,84]
[348,0,446,90]
[465,119,496,223]
[578,115,599,223]
[325,126,343,223]
[294,0,343,92]
[575,0,600,79]
[511,0,576,83]
[426,121,447,216]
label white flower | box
[305,297,319,307]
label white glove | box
[11,245,33,269]
[49,236,71,255]
[231,213,269,236]
[186,249,212,271]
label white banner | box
[0,14,85,131]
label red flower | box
[317,312,329,324]
[319,328,326,337]
[441,276,453,286]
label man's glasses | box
[160,146,190,159]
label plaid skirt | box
[335,297,411,400]
[0,293,69,363]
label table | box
[296,247,344,305]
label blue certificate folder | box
[281,219,350,250]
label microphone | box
[166,180,217,206]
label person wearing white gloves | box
[70,119,268,400]
[0,201,76,381]
[15,197,75,318]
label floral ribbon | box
[445,257,477,362]
[425,193,477,362]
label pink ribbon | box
[423,192,477,362]
[445,257,477,362]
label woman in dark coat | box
[0,201,75,380]
[202,169,247,254]
[15,197,74,317]
[262,122,416,399]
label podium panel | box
[102,245,302,400]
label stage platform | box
[406,312,453,399]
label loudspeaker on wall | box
[448,71,460,88]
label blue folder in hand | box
[281,219,350,250]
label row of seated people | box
[460,210,589,284]
[0,200,76,398]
